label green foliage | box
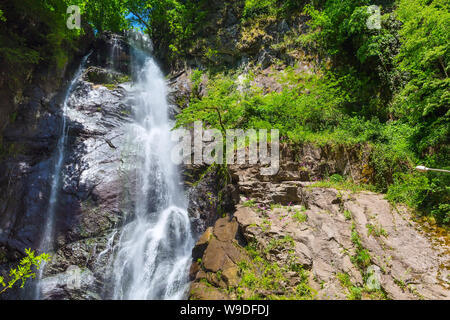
[79,0,128,32]
[1,0,446,225]
[173,0,448,225]
[242,198,256,208]
[310,177,376,193]
[243,0,274,18]
[0,1,76,87]
[176,69,348,142]
[175,73,240,133]
[265,236,295,254]
[393,0,449,155]
[0,0,130,91]
[128,0,208,60]
[190,69,203,97]
[292,209,308,223]
[387,171,450,224]
[303,0,402,117]
[350,222,372,269]
[337,269,388,300]
[343,210,352,221]
[340,221,390,299]
[329,174,343,183]
[242,0,307,19]
[236,241,315,300]
[301,0,449,224]
[336,272,363,300]
[386,173,430,209]
[0,249,50,295]
[366,223,388,237]
[389,1,449,224]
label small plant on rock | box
[0,249,50,295]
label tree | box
[393,0,449,154]
[302,0,401,118]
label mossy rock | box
[84,67,131,86]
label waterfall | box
[33,53,91,299]
[110,45,194,300]
[109,34,121,71]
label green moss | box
[117,75,131,83]
[350,222,372,270]
[260,218,272,232]
[104,84,117,90]
[199,278,213,287]
[265,236,294,254]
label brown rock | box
[195,270,207,281]
[189,262,201,281]
[222,264,240,287]
[202,238,226,272]
[213,217,238,241]
[189,282,230,300]
[192,227,214,260]
[206,271,226,288]
[234,206,261,228]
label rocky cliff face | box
[189,178,450,300]
[0,32,134,299]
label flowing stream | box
[33,53,91,299]
[110,45,194,300]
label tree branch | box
[204,106,226,134]
[128,8,151,31]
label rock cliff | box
[0,32,133,299]
[189,179,450,300]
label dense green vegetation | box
[1,0,78,87]
[236,240,315,300]
[0,0,131,89]
[0,0,448,224]
[174,0,449,225]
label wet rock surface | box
[0,33,134,300]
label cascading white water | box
[33,54,91,299]
[111,47,194,300]
[109,34,121,71]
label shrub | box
[0,249,50,295]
